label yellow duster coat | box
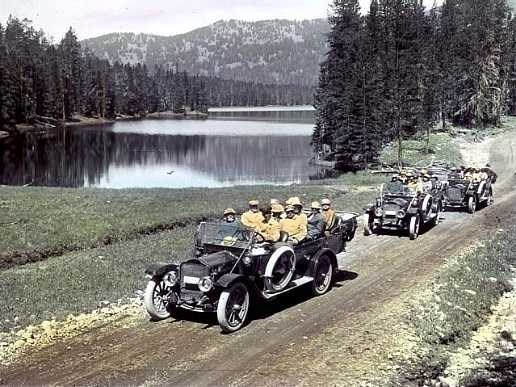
[280,215,307,243]
[241,210,265,231]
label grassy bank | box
[393,225,516,385]
[380,131,463,167]
[0,182,380,268]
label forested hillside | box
[314,0,516,171]
[82,19,329,86]
[0,17,314,133]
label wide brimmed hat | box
[321,198,332,205]
[223,208,236,216]
[286,196,302,206]
[248,200,259,206]
[271,204,284,213]
[311,201,321,209]
[285,205,295,212]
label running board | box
[261,276,314,300]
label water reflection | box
[0,119,320,188]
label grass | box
[0,183,378,268]
[395,226,516,384]
[380,131,464,167]
[0,225,197,334]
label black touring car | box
[144,213,358,332]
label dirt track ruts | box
[1,131,516,386]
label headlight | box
[164,271,178,287]
[374,207,384,217]
[198,276,214,292]
[397,210,406,219]
[243,255,252,266]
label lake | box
[0,107,323,189]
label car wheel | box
[467,196,477,214]
[264,246,296,292]
[144,278,174,320]
[432,202,442,226]
[487,189,494,206]
[217,282,250,333]
[363,214,375,236]
[409,215,420,240]
[310,255,334,296]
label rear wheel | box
[467,196,477,214]
[310,255,334,296]
[217,282,250,333]
[409,215,420,240]
[144,278,174,320]
[487,189,494,206]
[363,214,375,236]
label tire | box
[487,189,494,206]
[144,278,174,320]
[217,282,250,333]
[264,246,296,292]
[409,215,420,240]
[363,214,375,236]
[467,196,477,214]
[432,202,442,226]
[310,255,334,296]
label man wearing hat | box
[321,198,336,230]
[241,200,265,230]
[307,201,326,239]
[286,196,308,229]
[280,205,307,244]
[259,204,284,242]
[223,208,238,224]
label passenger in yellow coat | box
[286,196,308,228]
[321,198,336,230]
[259,204,283,242]
[280,205,307,245]
[241,200,265,230]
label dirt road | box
[2,131,516,386]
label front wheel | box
[467,196,477,214]
[217,282,250,333]
[144,278,174,320]
[409,215,420,240]
[310,255,334,296]
[432,202,442,226]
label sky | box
[1,0,439,41]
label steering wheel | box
[253,232,266,243]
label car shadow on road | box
[251,270,359,322]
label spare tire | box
[264,246,296,292]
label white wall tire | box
[409,215,420,240]
[144,279,173,320]
[467,196,476,214]
[264,246,296,292]
[217,282,250,333]
[311,255,334,296]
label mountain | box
[82,19,329,86]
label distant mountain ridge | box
[82,19,329,86]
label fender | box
[308,248,337,278]
[216,274,259,297]
[145,263,178,278]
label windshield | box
[196,222,255,249]
[384,181,413,196]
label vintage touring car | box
[445,168,496,213]
[364,181,444,240]
[144,213,358,333]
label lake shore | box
[4,111,210,139]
